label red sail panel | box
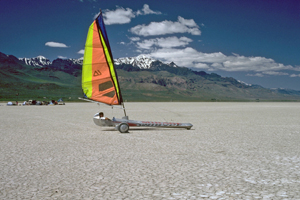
[82,20,121,105]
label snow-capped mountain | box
[114,54,158,69]
[19,56,83,67]
[66,58,83,65]
[19,56,52,67]
[19,54,177,70]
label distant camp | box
[6,98,65,106]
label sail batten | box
[82,12,123,105]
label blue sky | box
[1,0,300,90]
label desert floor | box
[1,102,300,199]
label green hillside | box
[1,52,300,102]
[0,53,82,101]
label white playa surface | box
[1,102,300,199]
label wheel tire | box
[118,123,129,133]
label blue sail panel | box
[96,12,111,53]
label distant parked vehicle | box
[57,98,65,105]
[58,101,65,105]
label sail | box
[82,12,123,105]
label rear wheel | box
[118,123,129,133]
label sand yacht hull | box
[93,114,193,133]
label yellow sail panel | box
[82,14,123,105]
[82,22,94,98]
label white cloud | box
[246,71,289,77]
[45,42,69,48]
[58,56,67,59]
[194,63,209,69]
[221,56,294,72]
[101,4,161,25]
[130,16,201,36]
[178,16,198,27]
[263,71,289,76]
[78,49,84,54]
[141,47,297,75]
[293,66,300,71]
[136,36,192,50]
[136,4,161,15]
[120,42,125,45]
[247,73,264,77]
[102,7,135,25]
[129,37,140,41]
[147,47,226,67]
[290,74,300,77]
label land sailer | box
[81,10,193,133]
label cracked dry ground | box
[1,102,300,199]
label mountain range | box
[1,51,300,102]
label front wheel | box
[118,123,129,133]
